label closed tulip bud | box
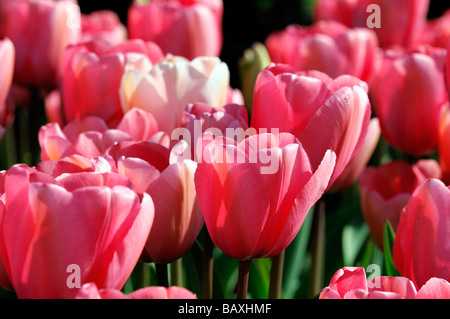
[76,282,197,299]
[393,178,450,289]
[128,0,223,60]
[0,165,154,299]
[359,159,442,249]
[0,38,15,140]
[371,46,448,156]
[0,0,81,88]
[194,132,336,260]
[238,42,271,112]
[251,64,371,189]
[81,10,127,47]
[265,21,378,86]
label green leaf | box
[382,221,401,277]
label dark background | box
[77,0,450,88]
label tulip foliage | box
[0,0,450,301]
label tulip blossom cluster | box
[0,0,449,302]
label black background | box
[76,0,450,88]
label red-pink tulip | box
[319,267,418,299]
[265,21,378,85]
[439,106,450,184]
[313,0,430,49]
[111,141,204,264]
[251,64,371,189]
[128,0,223,60]
[59,39,163,127]
[39,108,159,161]
[415,278,450,299]
[194,133,336,260]
[0,164,154,299]
[76,282,197,299]
[0,38,15,139]
[393,178,450,289]
[0,0,81,88]
[81,10,127,47]
[371,46,448,156]
[419,9,450,48]
[359,159,442,249]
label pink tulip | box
[319,267,418,299]
[265,20,379,85]
[313,0,430,49]
[59,39,163,127]
[359,159,441,249]
[110,141,204,264]
[120,55,232,134]
[0,164,154,299]
[331,117,381,192]
[0,38,15,139]
[0,0,81,88]
[251,64,371,189]
[439,106,450,184]
[194,132,336,260]
[128,0,223,59]
[393,178,450,289]
[81,10,127,47]
[39,108,159,161]
[371,46,448,156]
[415,278,450,299]
[419,9,450,48]
[76,282,197,299]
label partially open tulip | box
[59,39,164,127]
[313,0,430,49]
[0,164,154,299]
[319,267,418,299]
[39,108,159,161]
[359,159,442,249]
[0,38,15,139]
[76,282,197,299]
[371,46,448,156]
[128,0,223,60]
[120,55,231,134]
[0,0,81,88]
[81,10,127,47]
[194,132,336,260]
[265,21,378,86]
[393,178,450,289]
[251,64,371,189]
[109,140,204,264]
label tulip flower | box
[419,9,450,48]
[393,178,450,289]
[81,10,127,47]
[0,0,81,88]
[313,0,430,49]
[265,21,378,86]
[251,64,371,189]
[128,0,223,60]
[0,38,15,139]
[39,108,159,161]
[194,132,336,260]
[359,159,442,249]
[76,282,197,299]
[120,55,231,134]
[59,39,164,127]
[0,164,154,299]
[371,46,448,156]
[320,266,450,299]
[110,141,204,264]
[439,106,450,184]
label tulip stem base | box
[170,257,183,287]
[308,199,326,298]
[236,260,251,299]
[268,250,285,299]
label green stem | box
[268,250,285,299]
[155,263,169,287]
[135,260,150,289]
[236,260,251,299]
[170,257,183,287]
[308,199,326,299]
[202,231,214,299]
